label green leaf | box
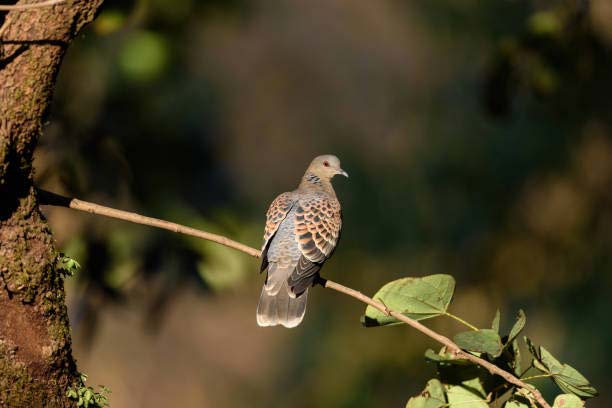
[445,383,488,408]
[58,253,81,277]
[426,379,446,402]
[362,274,455,327]
[84,388,94,402]
[491,309,500,332]
[553,363,598,398]
[540,347,563,372]
[510,339,522,376]
[539,347,598,398]
[524,336,547,371]
[504,393,533,408]
[424,348,452,363]
[504,399,530,408]
[454,329,502,357]
[553,394,584,408]
[507,309,526,344]
[527,341,598,399]
[405,397,440,408]
[406,379,446,408]
[424,348,473,365]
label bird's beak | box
[338,169,349,178]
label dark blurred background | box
[34,0,612,406]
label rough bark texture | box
[0,1,104,406]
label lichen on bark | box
[0,1,104,406]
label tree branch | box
[37,189,261,258]
[37,188,551,408]
[0,0,66,11]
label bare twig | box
[0,0,66,11]
[37,189,261,258]
[37,188,551,408]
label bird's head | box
[306,154,349,180]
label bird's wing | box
[288,194,342,294]
[260,192,295,271]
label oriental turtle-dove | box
[257,155,348,328]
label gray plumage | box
[257,155,347,328]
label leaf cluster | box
[361,275,598,407]
[57,253,81,277]
[66,374,111,408]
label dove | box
[257,155,348,328]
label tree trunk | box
[0,1,103,406]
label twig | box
[37,188,552,408]
[36,189,261,258]
[0,0,66,11]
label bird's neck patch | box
[304,173,322,186]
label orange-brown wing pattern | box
[294,194,342,263]
[262,192,294,250]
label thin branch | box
[37,188,552,408]
[36,189,261,258]
[0,0,66,11]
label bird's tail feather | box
[257,282,308,328]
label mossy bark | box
[0,1,103,406]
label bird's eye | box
[323,161,330,167]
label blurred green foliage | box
[33,0,612,406]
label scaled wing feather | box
[288,194,342,294]
[294,194,342,262]
[260,192,294,272]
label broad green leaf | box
[424,348,448,363]
[458,376,486,398]
[507,309,526,344]
[540,347,563,372]
[504,392,532,408]
[553,394,584,408]
[454,329,502,357]
[445,383,488,408]
[362,274,455,327]
[532,358,548,373]
[504,399,530,408]
[524,336,548,371]
[540,347,598,398]
[527,342,598,399]
[552,363,598,398]
[491,309,500,332]
[406,379,446,408]
[425,379,446,402]
[424,348,473,365]
[405,396,441,408]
